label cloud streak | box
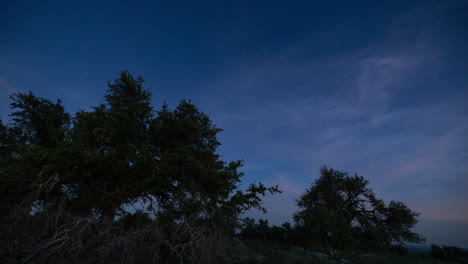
[204,3,468,226]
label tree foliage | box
[293,166,424,250]
[0,71,279,263]
[239,218,296,245]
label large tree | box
[294,166,424,250]
[0,71,279,229]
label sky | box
[1,0,467,247]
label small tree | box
[294,166,424,251]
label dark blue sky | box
[1,0,467,247]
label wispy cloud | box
[208,3,468,225]
[381,124,468,186]
[357,55,419,109]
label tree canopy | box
[1,72,280,224]
[0,71,280,263]
[293,166,424,250]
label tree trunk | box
[101,203,117,227]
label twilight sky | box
[1,0,467,247]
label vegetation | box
[0,71,279,263]
[293,167,424,251]
[239,167,424,253]
[0,71,462,263]
[431,244,468,263]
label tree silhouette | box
[0,72,280,263]
[294,166,424,250]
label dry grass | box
[0,206,255,264]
